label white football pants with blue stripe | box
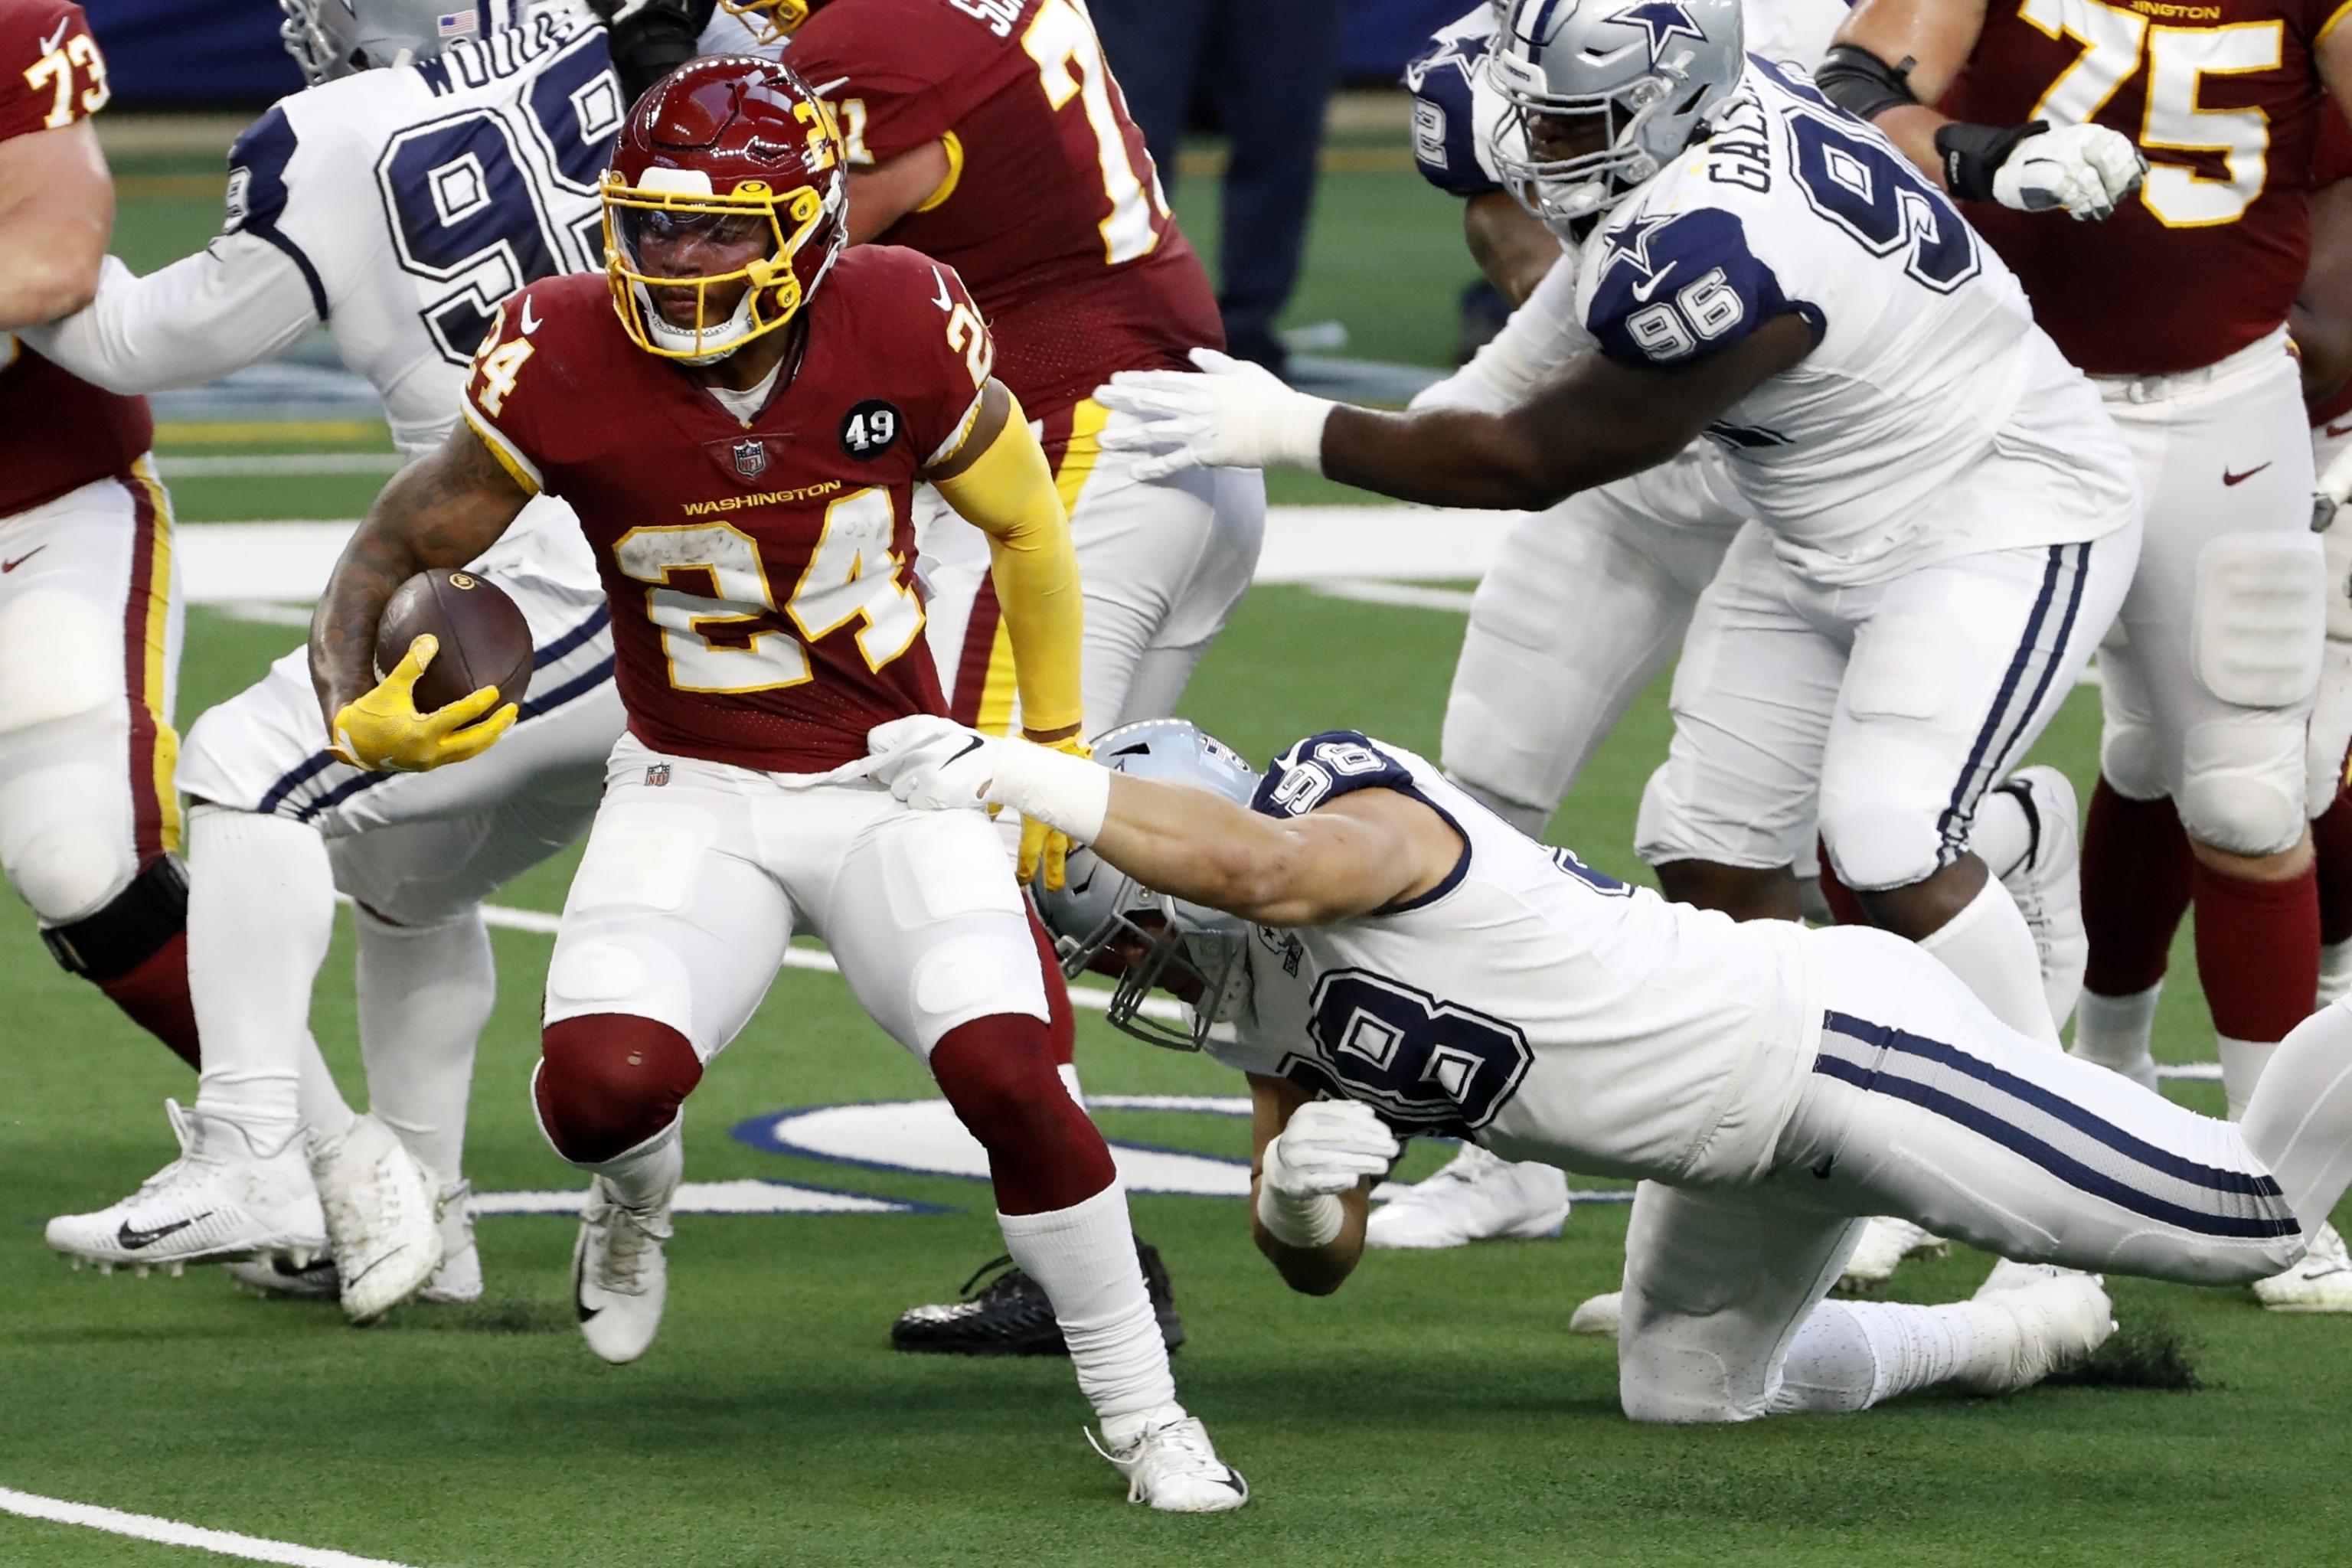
[1618,925,2351,1424]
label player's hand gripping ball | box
[332,570,529,772]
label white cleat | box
[1364,1143,1569,1250]
[1092,1409,1248,1513]
[574,1175,672,1364]
[1953,1263,2115,1395]
[2255,1223,2352,1313]
[1994,766,2088,1031]
[1568,1289,1622,1337]
[420,1181,483,1305]
[311,1114,443,1325]
[45,1101,326,1271]
[228,1181,485,1306]
[1836,1217,1949,1294]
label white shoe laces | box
[587,1191,671,1297]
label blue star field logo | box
[1598,209,1672,281]
[1616,0,1707,65]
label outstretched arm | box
[309,419,531,750]
[864,720,1466,926]
[17,241,318,394]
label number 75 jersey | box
[1212,733,1817,1187]
[462,249,999,774]
[1944,0,2344,375]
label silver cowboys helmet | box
[1488,0,1745,229]
[279,0,529,86]
[1033,719,1259,1052]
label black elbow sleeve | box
[1814,44,1920,122]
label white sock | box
[1973,786,2036,880]
[997,1180,1175,1424]
[296,1032,356,1145]
[2243,999,2352,1235]
[1772,1298,1975,1414]
[2319,939,2352,1008]
[2219,1036,2280,1120]
[1916,877,2060,1047]
[356,903,493,1187]
[586,1117,683,1207]
[2070,984,2163,1090]
[188,805,331,1141]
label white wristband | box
[1256,1182,1344,1250]
[983,740,1112,844]
[1262,390,1335,474]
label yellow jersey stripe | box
[129,456,183,855]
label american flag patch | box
[436,10,477,37]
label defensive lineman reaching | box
[865,711,2352,1425]
[305,57,1243,1509]
[1099,0,2140,1057]
[34,0,635,1321]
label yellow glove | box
[330,635,518,773]
[1018,734,1089,890]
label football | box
[375,567,534,714]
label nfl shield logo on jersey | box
[645,763,671,788]
[733,438,768,478]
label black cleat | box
[890,1238,1184,1357]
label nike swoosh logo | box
[931,266,954,313]
[1631,261,1679,302]
[808,76,850,97]
[520,296,541,335]
[1,546,47,573]
[2223,462,2272,487]
[947,735,985,766]
[116,1214,206,1250]
[40,18,70,53]
[2328,421,2352,439]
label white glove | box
[1096,347,1337,481]
[1256,1099,1401,1249]
[865,714,998,811]
[865,715,1112,844]
[1993,124,2147,222]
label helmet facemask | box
[603,172,839,364]
[715,0,813,46]
[1054,871,1252,1053]
[1491,67,1685,231]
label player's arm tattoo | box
[1319,315,1815,511]
[308,420,531,728]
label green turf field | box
[2,119,2346,1568]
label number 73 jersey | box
[1212,733,1818,1187]
[1944,0,2345,375]
[462,248,997,773]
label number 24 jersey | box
[1214,733,1815,1188]
[462,247,997,774]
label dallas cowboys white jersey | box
[1209,732,1817,1187]
[1575,59,2137,584]
[233,11,621,455]
[1406,1,1850,201]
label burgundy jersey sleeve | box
[855,247,998,462]
[2316,111,2352,188]
[459,276,613,495]
[2,0,109,139]
[784,2,962,163]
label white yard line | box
[0,1487,422,1568]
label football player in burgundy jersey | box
[684,0,1265,1351]
[0,0,196,1068]
[1825,0,2352,1306]
[306,56,1247,1510]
